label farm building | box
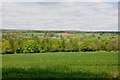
[56,33,72,37]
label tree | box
[80,40,97,52]
[2,41,13,54]
[50,39,59,52]
[101,40,109,51]
[22,39,39,53]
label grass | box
[20,32,118,40]
[2,52,119,79]
[71,33,118,40]
[21,33,44,37]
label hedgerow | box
[2,37,119,54]
[1,32,119,54]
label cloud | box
[1,0,119,2]
[0,3,2,28]
[2,2,118,31]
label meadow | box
[2,52,119,79]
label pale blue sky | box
[2,2,118,31]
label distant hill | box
[1,29,119,34]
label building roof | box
[56,33,72,36]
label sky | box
[1,0,119,31]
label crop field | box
[2,52,119,79]
[21,32,118,40]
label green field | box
[2,52,119,78]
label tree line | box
[2,37,119,54]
